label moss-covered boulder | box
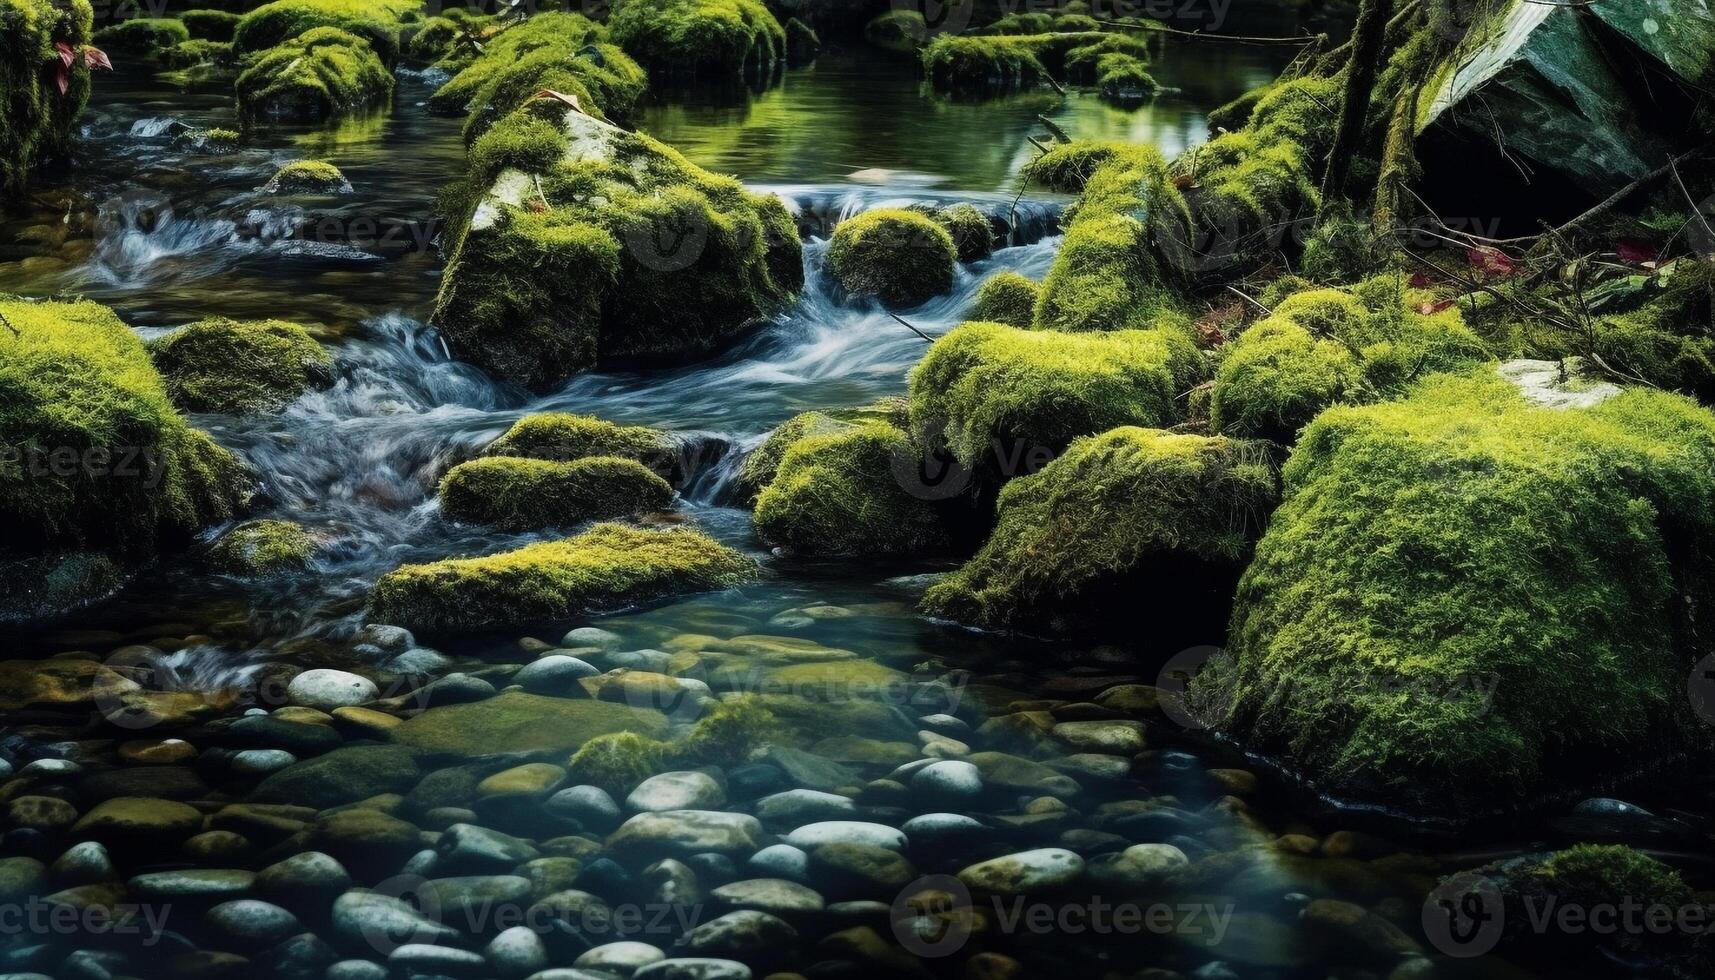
[752,410,949,558]
[609,0,784,78]
[923,31,1151,98]
[1021,140,1129,193]
[148,316,332,415]
[827,209,957,309]
[93,17,188,60]
[438,456,673,531]
[0,297,249,617]
[1193,370,1715,815]
[863,10,926,53]
[736,399,908,504]
[261,159,350,194]
[923,428,1276,634]
[207,519,317,575]
[2,0,94,198]
[482,413,680,481]
[368,523,757,632]
[250,744,420,809]
[393,691,670,756]
[232,0,415,61]
[908,321,1201,476]
[566,731,669,795]
[180,10,240,41]
[236,26,394,121]
[933,203,995,263]
[970,272,1039,328]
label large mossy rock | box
[368,523,757,632]
[482,413,680,480]
[1193,370,1715,816]
[438,456,673,531]
[826,209,957,309]
[392,691,670,756]
[434,106,802,389]
[207,519,317,575]
[922,428,1277,635]
[736,400,907,504]
[1,0,94,198]
[250,745,421,809]
[608,0,785,79]
[0,298,249,619]
[921,31,1151,97]
[148,316,332,415]
[235,25,394,121]
[232,0,415,61]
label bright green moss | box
[971,271,1040,328]
[909,321,1201,475]
[1300,201,1381,282]
[180,10,240,41]
[1,0,94,198]
[1587,261,1715,397]
[609,0,784,78]
[207,519,316,575]
[368,523,758,632]
[752,415,950,557]
[232,0,416,61]
[922,31,1147,97]
[200,127,241,150]
[1532,845,1693,910]
[438,456,673,531]
[0,297,248,572]
[236,26,394,121]
[161,38,235,72]
[435,109,802,388]
[93,17,188,58]
[736,399,907,504]
[827,208,957,309]
[864,9,926,52]
[982,12,1054,35]
[484,413,678,479]
[676,696,777,767]
[403,13,463,63]
[1204,82,1272,134]
[148,316,332,415]
[934,203,995,263]
[1022,140,1129,193]
[567,731,669,796]
[1198,371,1715,814]
[1209,320,1356,444]
[424,13,607,116]
[922,428,1277,633]
[1092,52,1156,105]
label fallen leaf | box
[1616,239,1657,266]
[84,45,112,71]
[55,41,74,67]
[1466,246,1515,277]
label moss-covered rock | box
[180,10,240,41]
[2,0,94,199]
[1021,140,1128,194]
[922,428,1276,634]
[394,691,670,756]
[566,731,670,795]
[207,519,317,575]
[752,410,949,558]
[93,17,188,60]
[0,297,249,611]
[863,9,926,53]
[677,696,776,767]
[232,0,415,61]
[970,272,1039,328]
[161,38,236,74]
[261,159,350,194]
[236,26,394,121]
[827,209,957,309]
[435,107,801,388]
[923,31,1150,98]
[1194,370,1715,815]
[369,523,757,632]
[908,321,1201,475]
[439,456,673,531]
[609,0,784,78]
[148,316,332,416]
[482,413,679,480]
[736,399,907,505]
[933,203,995,263]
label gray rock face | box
[911,760,982,799]
[677,909,797,958]
[546,785,623,830]
[206,899,303,950]
[514,655,600,696]
[753,789,855,825]
[746,844,809,882]
[575,940,667,974]
[626,771,726,813]
[607,811,764,860]
[486,924,550,978]
[437,823,541,873]
[710,878,824,916]
[288,669,378,711]
[956,847,1085,895]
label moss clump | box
[262,158,349,194]
[923,31,1149,98]
[609,0,784,78]
[237,26,393,121]
[1209,278,1488,443]
[198,127,241,151]
[208,519,316,575]
[827,209,957,309]
[864,9,926,52]
[148,316,332,416]
[368,523,757,632]
[1585,261,1715,397]
[566,731,669,796]
[232,0,415,61]
[1092,52,1156,105]
[752,413,950,557]
[784,16,819,66]
[435,109,802,388]
[395,691,669,756]
[1197,371,1715,815]
[1022,140,1129,194]
[971,271,1040,328]
[934,203,995,263]
[0,297,249,584]
[93,17,188,58]
[438,456,673,532]
[483,413,679,480]
[909,321,1201,475]
[180,10,239,41]
[736,399,907,504]
[1532,845,1694,911]
[922,428,1277,633]
[676,696,777,768]
[1299,202,1380,282]
[161,38,235,72]
[2,0,94,198]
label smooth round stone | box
[479,763,567,798]
[129,868,255,899]
[809,842,916,896]
[1050,720,1145,755]
[641,857,700,906]
[287,669,377,712]
[957,848,1084,895]
[205,899,302,950]
[753,789,855,825]
[911,760,982,799]
[632,957,755,980]
[272,706,335,726]
[607,649,673,672]
[627,772,726,813]
[255,932,338,979]
[184,830,253,866]
[606,811,763,860]
[332,706,403,737]
[563,627,623,650]
[513,656,599,696]
[332,891,462,948]
[575,941,666,974]
[710,878,824,916]
[545,785,622,830]
[327,960,390,980]
[50,841,114,885]
[900,813,985,847]
[389,943,486,974]
[725,764,787,800]
[1053,753,1134,781]
[746,844,808,882]
[677,909,795,958]
[386,647,453,674]
[918,713,969,734]
[0,856,46,902]
[230,749,297,776]
[18,758,80,778]
[256,851,352,906]
[437,823,540,872]
[354,624,414,656]
[485,925,549,978]
[7,797,77,833]
[1120,842,1189,875]
[70,796,202,845]
[416,672,497,706]
[118,738,196,765]
[782,821,906,852]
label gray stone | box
[514,656,600,696]
[606,811,763,860]
[230,749,297,776]
[546,785,622,830]
[753,789,854,826]
[486,924,550,978]
[332,890,463,952]
[745,844,808,882]
[206,899,302,950]
[574,940,666,975]
[677,910,795,958]
[287,669,377,711]
[957,848,1084,895]
[627,772,725,813]
[710,878,824,916]
[782,821,905,852]
[632,957,754,980]
[437,823,540,872]
[911,760,982,800]
[563,627,624,650]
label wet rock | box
[966,752,1080,800]
[129,868,255,900]
[1087,842,1189,893]
[389,943,487,976]
[332,890,463,952]
[910,761,981,801]
[332,706,403,739]
[710,878,824,916]
[575,940,667,974]
[426,874,532,923]
[1049,720,1145,755]
[899,813,985,851]
[310,809,423,875]
[70,796,203,848]
[782,822,905,852]
[633,957,755,980]
[754,789,855,826]
[726,763,788,801]
[437,823,541,873]
[355,624,414,657]
[222,716,343,756]
[206,899,302,951]
[253,931,339,980]
[287,669,378,712]
[230,748,297,776]
[628,771,726,813]
[480,763,568,799]
[678,909,796,960]
[816,926,925,978]
[118,738,197,765]
[956,848,1083,895]
[183,830,254,866]
[327,960,390,980]
[50,841,114,885]
[546,785,622,831]
[250,745,421,810]
[607,811,764,860]
[1299,898,1421,963]
[255,851,352,910]
[392,692,670,756]
[487,925,550,978]
[758,746,859,792]
[0,857,46,903]
[7,796,78,834]
[81,764,212,802]
[515,656,600,696]
[564,627,624,650]
[210,803,313,845]
[747,843,809,882]
[809,842,916,898]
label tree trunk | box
[1321,0,1394,208]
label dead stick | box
[888,311,935,344]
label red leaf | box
[1466,246,1515,277]
[84,45,112,71]
[55,41,75,67]
[1616,239,1657,266]
[1409,271,1433,289]
[53,64,68,96]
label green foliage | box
[1,0,94,198]
[484,412,678,478]
[609,0,784,78]
[233,0,416,61]
[1300,202,1381,282]
[935,203,995,263]
[970,271,1040,328]
[207,519,316,575]
[237,27,393,121]
[0,297,248,567]
[147,316,332,415]
[438,456,673,531]
[1532,845,1693,910]
[1022,140,1129,193]
[180,10,240,41]
[567,731,669,796]
[1200,371,1715,813]
[676,696,777,767]
[93,17,188,57]
[367,523,758,632]
[922,428,1277,632]
[736,399,907,504]
[827,208,957,308]
[1588,260,1715,397]
[922,30,1149,98]
[908,321,1200,472]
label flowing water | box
[1,32,1700,980]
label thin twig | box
[1224,284,1273,317]
[1093,19,1320,44]
[1670,157,1715,253]
[887,311,936,344]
